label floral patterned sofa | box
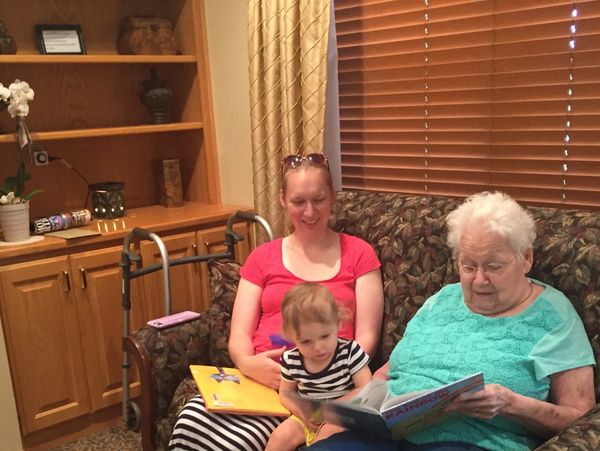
[126,190,600,451]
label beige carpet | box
[49,424,141,451]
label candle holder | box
[89,181,125,219]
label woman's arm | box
[354,269,384,357]
[447,365,596,437]
[373,361,389,381]
[228,278,284,389]
[510,365,596,436]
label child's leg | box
[314,423,345,443]
[265,417,306,451]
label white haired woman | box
[310,191,596,451]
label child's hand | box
[300,412,320,432]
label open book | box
[295,372,484,440]
[190,365,290,417]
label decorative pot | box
[0,202,30,242]
[139,67,173,124]
[0,21,17,55]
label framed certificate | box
[35,24,86,55]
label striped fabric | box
[281,338,369,400]
[168,395,283,451]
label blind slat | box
[335,0,600,208]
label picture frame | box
[35,24,86,55]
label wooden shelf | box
[0,0,221,222]
[0,54,197,64]
[0,202,253,264]
[0,122,204,142]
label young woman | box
[168,153,384,450]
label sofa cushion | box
[208,259,240,367]
[528,206,600,398]
[330,191,462,360]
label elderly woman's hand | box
[445,383,511,420]
[237,347,286,389]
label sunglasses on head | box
[281,153,329,170]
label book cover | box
[299,372,484,441]
[189,365,290,417]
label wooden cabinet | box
[196,223,251,310]
[69,247,145,413]
[0,0,220,220]
[0,248,147,435]
[140,222,251,318]
[0,211,254,445]
[140,232,202,319]
[0,257,91,435]
[0,0,255,446]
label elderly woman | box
[310,191,596,451]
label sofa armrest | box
[124,314,212,451]
[534,403,600,450]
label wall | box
[0,321,21,449]
[204,0,254,207]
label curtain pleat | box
[249,0,331,240]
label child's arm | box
[336,365,373,401]
[279,379,320,430]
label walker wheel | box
[126,400,141,431]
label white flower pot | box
[0,202,30,242]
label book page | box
[346,379,389,411]
[380,388,431,411]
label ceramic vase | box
[0,202,30,242]
[139,67,173,124]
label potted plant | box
[0,79,41,242]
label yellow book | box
[190,365,290,417]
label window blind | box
[334,0,600,208]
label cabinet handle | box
[192,243,198,256]
[80,268,87,289]
[63,271,71,292]
[204,241,209,247]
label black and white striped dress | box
[168,339,368,450]
[280,338,369,400]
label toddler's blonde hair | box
[281,282,340,339]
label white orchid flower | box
[0,83,10,102]
[7,79,35,118]
[0,192,17,205]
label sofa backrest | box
[330,190,600,396]
[208,190,600,396]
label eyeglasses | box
[281,153,328,171]
[458,255,517,277]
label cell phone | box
[147,310,201,329]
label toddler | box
[265,282,372,451]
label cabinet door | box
[0,257,90,435]
[69,246,145,412]
[196,222,250,311]
[140,232,203,319]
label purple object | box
[270,334,294,349]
